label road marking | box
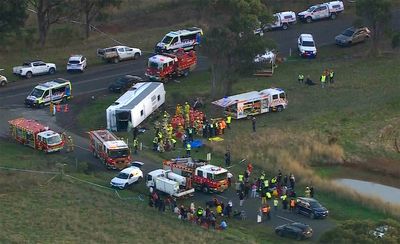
[215,194,228,200]
[276,215,296,223]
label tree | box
[0,0,28,41]
[196,0,273,98]
[28,0,73,47]
[79,0,121,39]
[356,0,393,56]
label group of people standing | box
[298,69,335,88]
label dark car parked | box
[275,222,313,241]
[296,197,329,219]
[335,27,370,46]
[108,75,143,93]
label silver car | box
[335,27,371,46]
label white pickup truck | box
[13,60,56,79]
[97,45,141,63]
[297,1,344,23]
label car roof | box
[69,55,84,60]
[120,166,141,174]
[300,34,314,41]
[291,222,310,229]
[298,197,318,202]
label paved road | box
[0,13,359,107]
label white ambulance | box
[155,27,203,53]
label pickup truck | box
[0,69,8,87]
[13,60,56,79]
[264,11,297,31]
[97,45,141,63]
[297,1,344,23]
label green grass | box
[0,140,289,243]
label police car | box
[298,34,317,58]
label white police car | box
[298,34,317,58]
[110,164,143,189]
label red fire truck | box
[145,49,197,82]
[163,158,229,193]
[8,118,64,153]
[88,130,132,170]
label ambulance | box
[212,88,288,119]
[25,78,72,108]
[155,27,203,53]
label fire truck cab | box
[8,118,64,153]
[163,158,229,193]
[88,130,132,170]
[145,50,197,82]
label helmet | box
[68,136,71,139]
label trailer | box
[8,118,64,153]
[146,169,195,198]
[212,88,288,119]
[253,50,277,77]
[88,129,131,170]
[106,82,166,131]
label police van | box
[155,27,203,53]
[25,78,72,108]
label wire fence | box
[0,165,144,202]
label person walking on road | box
[290,198,296,212]
[273,198,279,211]
[252,116,256,132]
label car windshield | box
[342,29,355,37]
[302,41,315,47]
[148,61,161,69]
[116,172,129,179]
[116,77,130,84]
[307,6,317,12]
[108,149,130,158]
[310,201,322,208]
[214,172,228,181]
[46,135,62,145]
[162,35,174,44]
[30,88,45,98]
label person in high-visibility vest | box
[152,137,158,151]
[290,198,296,212]
[329,70,335,84]
[273,198,279,211]
[320,73,327,88]
[238,174,244,182]
[171,138,177,149]
[66,136,74,152]
[133,138,139,154]
[298,74,304,84]
[226,115,232,129]
[184,102,190,116]
[186,142,191,157]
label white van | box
[25,78,72,108]
[155,27,203,53]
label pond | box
[335,178,400,206]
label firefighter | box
[184,102,190,116]
[262,204,271,220]
[305,186,311,198]
[152,136,158,151]
[66,136,74,152]
[186,142,191,157]
[273,198,279,211]
[171,137,177,149]
[133,138,139,154]
[226,115,232,129]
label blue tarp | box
[190,139,203,148]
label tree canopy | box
[197,0,274,97]
[0,0,28,41]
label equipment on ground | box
[212,88,288,119]
[88,130,132,170]
[106,82,165,131]
[163,157,229,193]
[146,169,195,197]
[8,118,64,153]
[145,49,197,82]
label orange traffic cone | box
[64,104,69,112]
[56,104,61,112]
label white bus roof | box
[109,82,163,111]
[212,88,285,108]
